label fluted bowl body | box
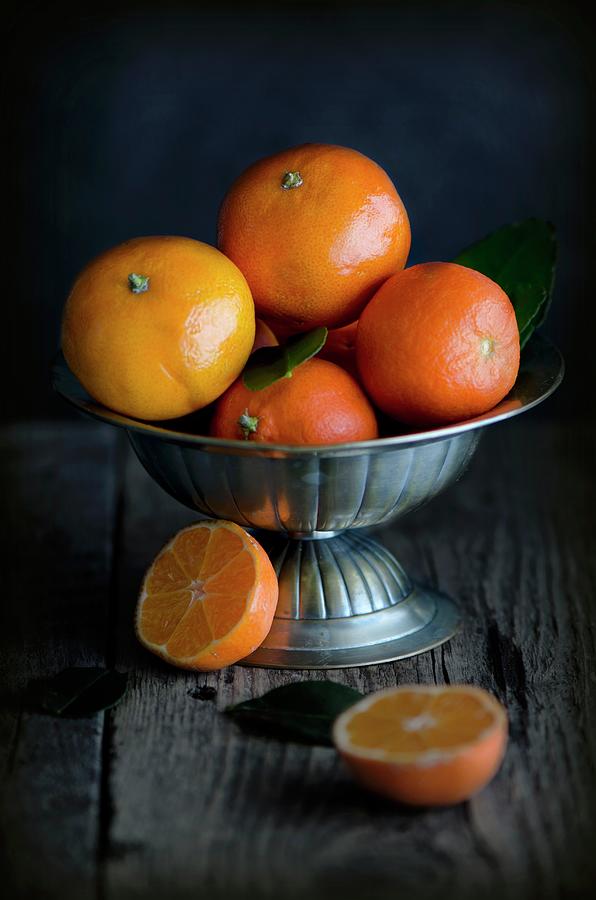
[129,429,480,535]
[52,333,564,536]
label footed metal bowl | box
[52,334,563,669]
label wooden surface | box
[1,418,595,900]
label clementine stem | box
[128,273,150,294]
[281,171,303,190]
[238,409,259,440]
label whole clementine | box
[217,144,411,332]
[318,321,359,377]
[210,358,378,445]
[357,262,520,424]
[61,236,255,421]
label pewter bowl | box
[52,334,563,669]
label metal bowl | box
[52,334,563,668]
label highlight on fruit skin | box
[217,143,411,333]
[61,235,256,421]
[136,520,278,671]
[356,261,520,425]
[332,684,508,807]
[209,358,379,446]
[252,318,279,353]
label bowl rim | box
[51,333,564,457]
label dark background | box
[4,0,594,422]
[2,6,595,895]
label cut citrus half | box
[136,520,278,671]
[333,685,508,806]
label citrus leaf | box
[27,667,128,717]
[226,680,363,745]
[454,219,556,348]
[242,327,328,391]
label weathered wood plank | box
[379,420,596,899]
[1,420,593,899]
[101,419,596,900]
[0,423,121,899]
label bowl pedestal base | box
[243,531,460,669]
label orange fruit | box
[217,143,411,332]
[252,318,279,352]
[318,321,359,377]
[210,358,378,445]
[333,685,508,807]
[136,520,278,671]
[356,262,520,424]
[257,318,301,345]
[61,236,255,421]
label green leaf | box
[242,327,328,391]
[27,667,128,717]
[226,680,363,745]
[454,219,556,348]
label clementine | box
[136,520,278,670]
[252,318,279,352]
[61,236,255,421]
[210,358,378,445]
[217,143,410,332]
[333,685,508,806]
[318,321,359,376]
[356,262,520,424]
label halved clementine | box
[136,520,278,671]
[333,685,508,806]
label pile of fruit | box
[61,142,525,442]
[59,145,556,807]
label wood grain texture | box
[0,424,121,899]
[1,419,595,900]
